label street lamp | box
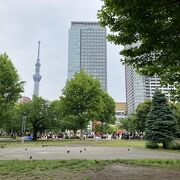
[22,113,27,137]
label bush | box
[165,140,180,150]
[64,136,70,139]
[145,141,159,149]
[70,136,80,139]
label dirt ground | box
[79,164,180,180]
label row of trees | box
[121,98,180,136]
[0,54,116,141]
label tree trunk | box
[33,129,38,141]
[80,126,83,141]
[73,130,77,138]
[163,142,166,149]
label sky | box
[0,0,125,102]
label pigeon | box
[128,148,130,151]
[29,155,32,160]
[84,148,86,151]
[67,150,70,153]
[42,144,48,147]
[80,150,82,153]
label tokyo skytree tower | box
[33,41,41,96]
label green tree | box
[170,103,180,137]
[62,115,80,138]
[146,90,177,148]
[20,96,50,141]
[0,53,24,126]
[98,0,180,100]
[98,91,116,132]
[1,103,22,136]
[60,70,103,139]
[120,115,136,133]
[135,100,152,133]
[48,100,64,132]
[120,117,129,131]
[106,124,118,134]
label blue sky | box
[0,0,125,102]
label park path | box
[0,146,180,160]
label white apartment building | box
[125,65,174,114]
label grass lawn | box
[1,139,179,154]
[0,139,146,148]
[0,159,180,180]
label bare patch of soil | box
[84,164,180,180]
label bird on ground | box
[25,148,27,151]
[67,150,70,153]
[128,148,130,151]
[29,156,32,160]
[80,150,82,153]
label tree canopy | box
[60,70,103,139]
[0,53,24,125]
[98,0,180,100]
[20,96,50,141]
[170,103,180,137]
[98,91,116,124]
[134,100,152,133]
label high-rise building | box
[33,41,41,96]
[125,65,174,114]
[68,21,107,91]
[115,102,127,117]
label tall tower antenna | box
[37,40,40,61]
[33,41,41,96]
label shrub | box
[145,141,159,149]
[70,136,80,139]
[165,140,180,150]
[64,136,70,139]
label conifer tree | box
[146,90,177,148]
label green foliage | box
[48,100,65,132]
[1,103,22,133]
[134,100,152,133]
[170,103,180,137]
[120,115,136,132]
[20,96,50,141]
[98,0,180,100]
[0,53,24,126]
[62,115,81,137]
[119,117,129,131]
[145,90,177,148]
[106,124,118,134]
[165,140,180,150]
[60,70,103,139]
[98,91,116,124]
[145,141,159,149]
